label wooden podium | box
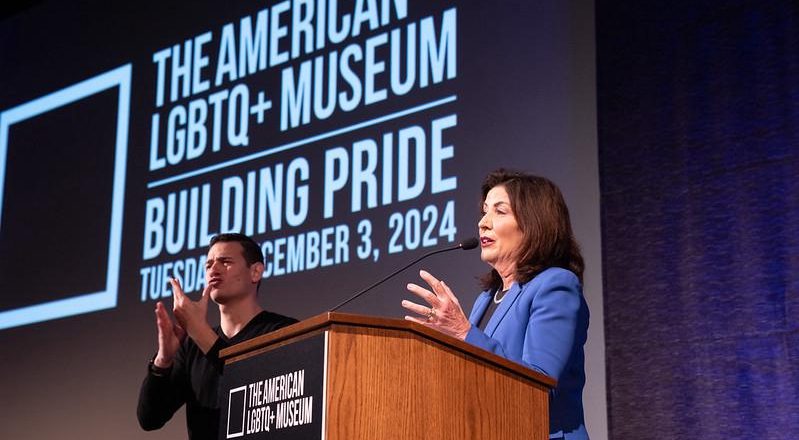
[218,312,555,440]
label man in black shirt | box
[137,233,297,440]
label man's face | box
[204,241,262,304]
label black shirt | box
[137,310,297,440]
[477,288,506,331]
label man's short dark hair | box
[209,233,264,266]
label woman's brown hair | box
[479,169,584,291]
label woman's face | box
[478,185,524,277]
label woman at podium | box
[402,169,590,440]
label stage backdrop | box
[598,1,799,439]
[0,1,605,439]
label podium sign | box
[219,313,555,440]
[220,333,326,440]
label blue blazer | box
[465,267,590,440]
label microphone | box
[330,237,479,312]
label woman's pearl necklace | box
[494,288,510,304]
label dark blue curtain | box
[597,1,799,438]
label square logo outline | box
[0,64,131,330]
[227,385,247,439]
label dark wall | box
[598,1,799,438]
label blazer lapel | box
[485,282,522,336]
[468,291,492,324]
